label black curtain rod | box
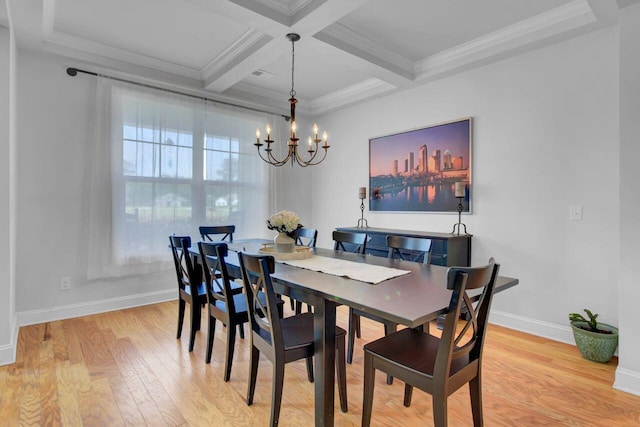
[66,67,289,120]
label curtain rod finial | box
[66,67,78,76]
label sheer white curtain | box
[87,77,280,279]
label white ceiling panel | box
[337,0,575,61]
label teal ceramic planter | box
[570,321,619,363]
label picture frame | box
[369,117,472,213]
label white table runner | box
[281,255,410,284]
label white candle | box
[256,128,260,143]
[454,182,466,198]
[359,187,366,199]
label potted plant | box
[569,309,619,363]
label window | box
[87,78,276,278]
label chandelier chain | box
[290,37,296,98]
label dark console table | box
[336,227,472,267]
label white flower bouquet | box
[266,210,302,238]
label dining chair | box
[197,242,252,380]
[386,234,432,264]
[199,225,235,242]
[332,230,367,254]
[238,252,348,426]
[361,258,500,427]
[347,235,433,384]
[290,227,318,313]
[332,230,368,362]
[294,227,318,247]
[169,235,207,352]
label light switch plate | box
[569,205,583,221]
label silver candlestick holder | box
[357,186,369,228]
[451,182,469,236]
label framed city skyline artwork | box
[369,117,472,213]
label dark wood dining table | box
[193,240,519,427]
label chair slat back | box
[436,258,500,379]
[333,230,367,254]
[386,235,432,264]
[198,242,236,314]
[238,253,283,349]
[294,227,318,247]
[169,235,199,295]
[199,225,235,242]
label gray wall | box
[617,1,640,392]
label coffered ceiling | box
[6,0,622,116]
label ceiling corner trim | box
[315,23,414,81]
[309,78,395,115]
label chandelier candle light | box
[255,33,330,167]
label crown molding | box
[414,0,595,79]
[309,78,395,115]
[201,29,272,82]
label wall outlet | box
[60,276,71,290]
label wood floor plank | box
[47,320,70,363]
[0,365,7,404]
[55,361,83,427]
[0,362,23,426]
[2,301,639,426]
[39,339,62,426]
[19,324,42,426]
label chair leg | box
[176,298,186,339]
[246,346,260,406]
[469,376,484,426]
[432,392,448,427]
[238,323,245,339]
[206,316,217,363]
[403,384,413,407]
[362,351,376,427]
[383,322,398,385]
[295,300,303,314]
[188,301,200,352]
[347,308,356,364]
[270,361,285,427]
[336,336,348,413]
[305,357,314,383]
[223,322,237,382]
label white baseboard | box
[0,315,18,366]
[17,289,176,327]
[489,309,575,345]
[614,368,640,397]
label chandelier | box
[255,33,330,167]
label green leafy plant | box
[569,309,612,334]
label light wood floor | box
[1,301,639,426]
